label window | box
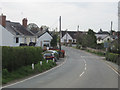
[73,39,76,43]
[64,39,67,42]
[24,38,27,43]
[16,37,19,43]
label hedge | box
[2,46,43,72]
[105,52,120,65]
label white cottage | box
[35,30,53,48]
[61,31,84,44]
[0,14,36,46]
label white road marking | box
[105,61,120,76]
[79,71,85,77]
[2,57,67,88]
[79,56,87,77]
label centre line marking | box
[80,72,85,77]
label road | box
[3,46,118,88]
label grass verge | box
[2,60,56,84]
[85,49,105,56]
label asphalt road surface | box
[3,46,118,88]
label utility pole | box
[77,25,79,44]
[66,29,68,46]
[59,16,61,51]
[77,25,79,32]
[111,21,113,31]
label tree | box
[86,29,97,48]
[40,25,49,31]
[27,23,39,34]
[50,34,57,48]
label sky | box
[0,0,119,32]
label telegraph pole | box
[111,21,113,31]
[77,25,79,32]
[66,29,67,46]
[59,16,61,51]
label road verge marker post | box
[46,60,48,63]
[32,63,34,70]
[40,61,42,65]
[53,58,55,62]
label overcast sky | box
[0,0,119,32]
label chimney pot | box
[22,18,28,28]
[0,14,6,27]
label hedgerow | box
[2,46,43,72]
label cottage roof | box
[95,34,109,40]
[5,21,34,36]
[36,29,52,38]
[61,31,83,39]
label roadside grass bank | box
[2,60,56,84]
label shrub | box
[2,46,43,72]
[105,52,119,64]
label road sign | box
[104,42,109,48]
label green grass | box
[85,49,105,56]
[2,60,56,84]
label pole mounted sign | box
[104,42,109,48]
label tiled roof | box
[36,30,52,38]
[61,31,83,39]
[5,21,34,36]
[95,34,109,40]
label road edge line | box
[104,60,120,76]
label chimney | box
[0,14,6,27]
[40,27,43,31]
[22,18,27,28]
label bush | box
[2,46,43,72]
[105,52,119,64]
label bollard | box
[53,58,55,62]
[32,63,34,70]
[46,60,48,63]
[40,61,42,65]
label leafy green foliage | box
[106,53,119,65]
[50,34,57,48]
[77,29,97,49]
[2,46,43,72]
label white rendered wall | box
[36,32,52,47]
[61,33,73,43]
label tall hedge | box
[2,46,43,72]
[105,52,120,65]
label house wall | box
[0,25,37,46]
[118,1,120,31]
[97,36,112,44]
[20,37,36,45]
[61,33,73,43]
[0,25,20,46]
[36,32,52,47]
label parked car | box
[49,48,65,58]
[43,53,57,61]
[47,50,59,60]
